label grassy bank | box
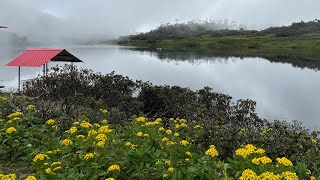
[118,33,320,56]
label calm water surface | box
[0,45,319,130]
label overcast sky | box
[1,0,320,41]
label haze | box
[1,0,320,43]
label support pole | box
[18,66,21,92]
[46,62,48,76]
[43,64,45,77]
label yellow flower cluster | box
[185,151,192,157]
[276,157,293,166]
[46,119,55,125]
[96,133,107,141]
[168,167,174,173]
[205,145,218,158]
[25,175,37,180]
[7,111,23,118]
[80,121,93,128]
[135,116,146,122]
[107,164,120,171]
[97,141,105,148]
[166,130,173,135]
[88,129,98,137]
[281,171,298,180]
[180,140,189,146]
[162,137,169,142]
[27,104,35,110]
[60,139,73,146]
[235,144,265,158]
[0,173,16,180]
[125,141,138,149]
[83,153,95,160]
[239,169,258,180]
[66,127,77,134]
[259,171,281,179]
[101,119,109,124]
[6,127,16,134]
[251,156,272,165]
[33,153,49,162]
[99,109,109,114]
[239,169,298,180]
[136,132,143,136]
[98,125,112,134]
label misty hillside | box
[120,19,320,41]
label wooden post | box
[18,66,21,91]
[43,64,45,77]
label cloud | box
[0,0,319,43]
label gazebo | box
[5,48,83,91]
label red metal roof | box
[5,48,82,67]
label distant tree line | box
[119,19,320,42]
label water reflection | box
[0,45,319,130]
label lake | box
[0,44,320,130]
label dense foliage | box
[119,19,320,43]
[1,65,320,179]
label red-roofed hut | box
[5,48,83,91]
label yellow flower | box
[167,141,176,146]
[251,156,272,165]
[154,118,162,124]
[45,168,52,174]
[25,175,37,180]
[76,135,85,139]
[194,125,202,129]
[205,145,219,158]
[73,122,80,125]
[179,119,187,124]
[135,117,146,122]
[310,176,316,180]
[174,133,179,137]
[105,178,115,180]
[162,137,169,142]
[101,119,109,124]
[7,111,23,118]
[259,172,280,180]
[60,139,73,146]
[155,160,161,165]
[164,160,171,166]
[168,167,174,173]
[185,151,192,157]
[33,154,49,162]
[235,144,257,158]
[158,127,165,131]
[51,162,62,166]
[66,127,77,134]
[143,133,150,137]
[185,158,190,162]
[239,169,258,180]
[180,123,188,128]
[276,157,293,166]
[175,124,180,129]
[94,123,100,127]
[97,141,105,148]
[125,142,137,149]
[100,109,109,114]
[281,171,298,180]
[6,127,16,134]
[53,166,61,171]
[0,174,16,180]
[166,129,173,135]
[107,164,120,171]
[136,132,143,137]
[180,140,189,146]
[99,125,112,134]
[80,122,93,128]
[306,169,311,175]
[46,119,55,125]
[88,129,98,137]
[83,153,95,160]
[163,174,168,178]
[255,148,265,154]
[27,104,35,110]
[96,134,107,141]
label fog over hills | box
[1,0,320,44]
